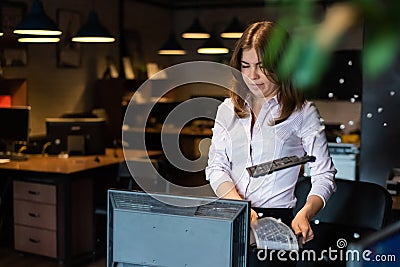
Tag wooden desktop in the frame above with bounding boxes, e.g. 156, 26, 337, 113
0, 148, 161, 265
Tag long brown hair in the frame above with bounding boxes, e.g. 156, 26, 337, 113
229, 21, 305, 121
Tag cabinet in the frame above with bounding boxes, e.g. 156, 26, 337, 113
13, 181, 57, 258
0, 150, 122, 264
93, 78, 144, 146
0, 79, 28, 106
10, 172, 97, 264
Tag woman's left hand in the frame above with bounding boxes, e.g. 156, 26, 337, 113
291, 195, 323, 245
291, 211, 314, 245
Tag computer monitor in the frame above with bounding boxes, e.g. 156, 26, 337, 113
0, 106, 30, 153
107, 189, 250, 267
347, 220, 400, 267
45, 117, 106, 156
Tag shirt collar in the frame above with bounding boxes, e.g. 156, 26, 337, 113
244, 94, 279, 107
268, 95, 279, 105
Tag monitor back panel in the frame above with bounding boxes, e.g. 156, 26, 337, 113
107, 189, 249, 267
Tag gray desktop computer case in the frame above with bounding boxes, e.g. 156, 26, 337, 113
107, 189, 250, 267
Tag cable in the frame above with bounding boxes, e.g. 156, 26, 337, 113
17, 145, 27, 153
41, 141, 52, 156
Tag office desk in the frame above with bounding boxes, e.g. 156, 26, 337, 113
125, 126, 212, 159
0, 148, 161, 265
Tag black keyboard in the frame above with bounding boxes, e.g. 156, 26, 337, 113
0, 152, 28, 161
246, 155, 316, 177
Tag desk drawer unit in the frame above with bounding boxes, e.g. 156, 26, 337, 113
14, 224, 57, 258
13, 180, 57, 258
14, 200, 57, 230
13, 181, 56, 204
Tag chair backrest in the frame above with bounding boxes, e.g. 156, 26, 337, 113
120, 158, 170, 193
119, 158, 159, 178
294, 177, 393, 231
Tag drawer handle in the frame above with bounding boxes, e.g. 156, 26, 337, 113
28, 190, 40, 196
28, 238, 41, 244
28, 212, 40, 218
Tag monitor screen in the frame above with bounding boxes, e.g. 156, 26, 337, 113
46, 117, 106, 156
0, 106, 30, 151
347, 220, 400, 267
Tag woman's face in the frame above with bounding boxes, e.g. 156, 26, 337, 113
241, 47, 277, 100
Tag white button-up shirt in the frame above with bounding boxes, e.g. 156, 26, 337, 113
206, 97, 336, 208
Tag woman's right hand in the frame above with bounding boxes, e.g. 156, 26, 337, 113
215, 182, 259, 224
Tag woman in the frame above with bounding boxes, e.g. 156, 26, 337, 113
205, 21, 337, 266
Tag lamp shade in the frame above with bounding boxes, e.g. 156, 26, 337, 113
71, 11, 115, 43
18, 35, 60, 43
197, 34, 229, 54
158, 32, 186, 55
13, 0, 62, 36
181, 18, 210, 39
220, 17, 244, 39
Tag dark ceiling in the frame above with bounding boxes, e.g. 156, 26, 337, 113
128, 0, 334, 9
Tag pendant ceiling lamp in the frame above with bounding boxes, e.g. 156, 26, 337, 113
72, 11, 115, 43
197, 33, 229, 54
220, 17, 244, 39
18, 36, 60, 43
182, 18, 210, 39
158, 32, 186, 55
13, 0, 62, 36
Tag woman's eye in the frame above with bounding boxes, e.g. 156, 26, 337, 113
241, 65, 249, 69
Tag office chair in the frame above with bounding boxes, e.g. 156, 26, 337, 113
95, 159, 159, 217
294, 177, 393, 267
119, 157, 170, 193
93, 157, 166, 257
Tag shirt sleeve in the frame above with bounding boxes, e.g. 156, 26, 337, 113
300, 102, 337, 207
205, 102, 234, 194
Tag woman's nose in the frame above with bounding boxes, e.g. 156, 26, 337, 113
248, 67, 260, 79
